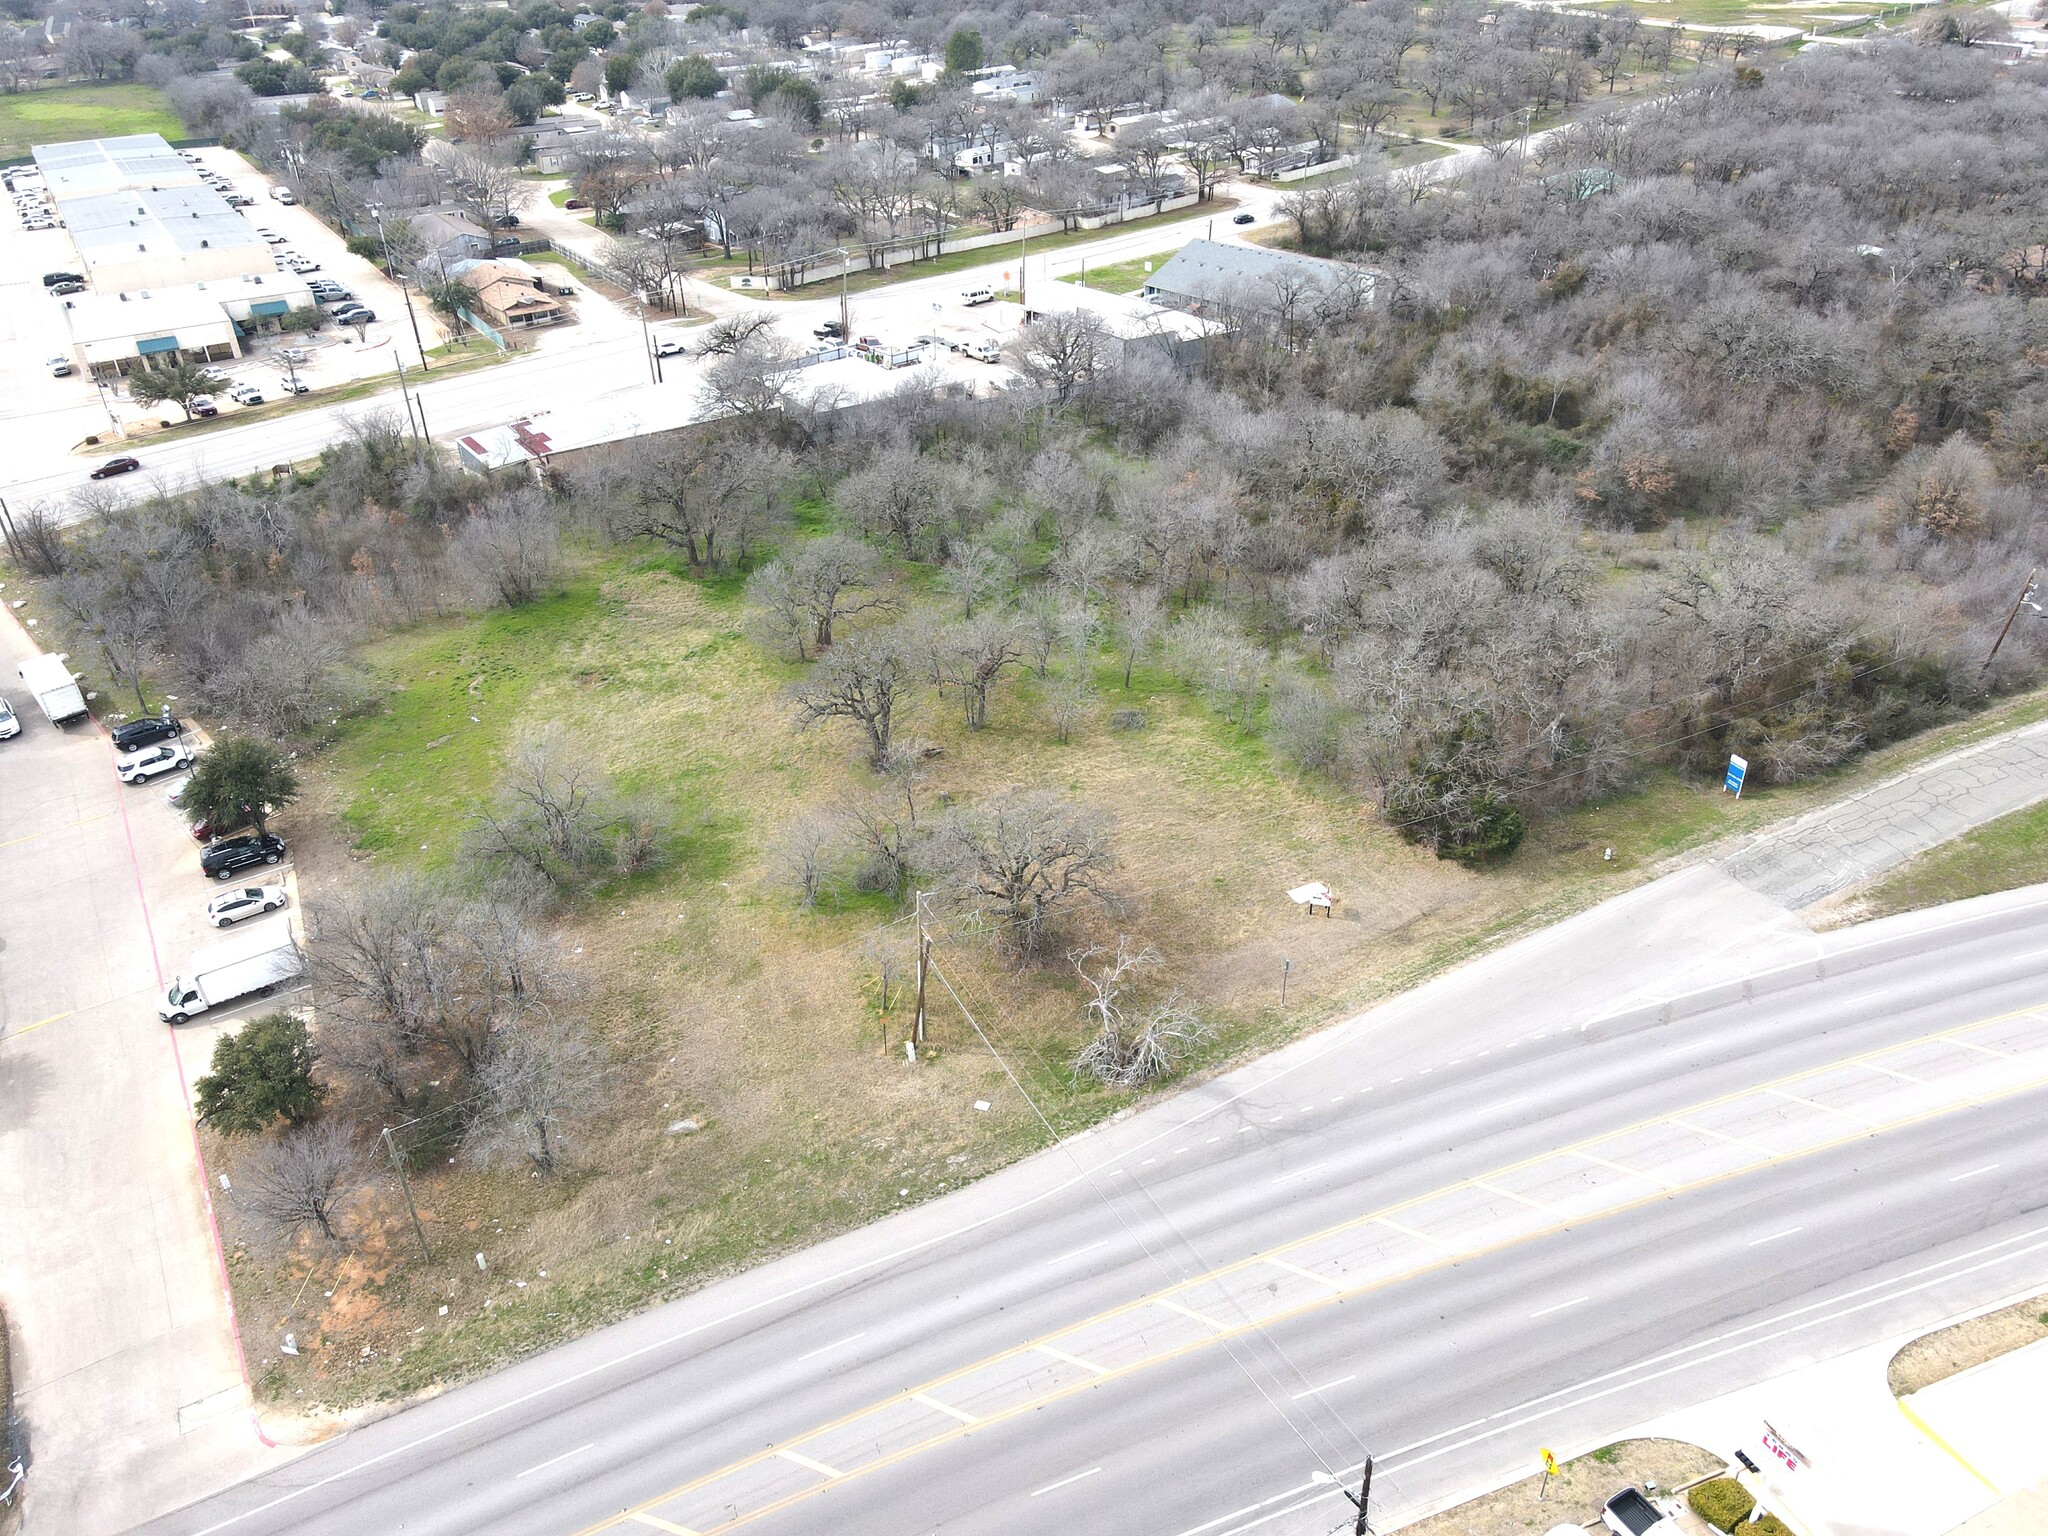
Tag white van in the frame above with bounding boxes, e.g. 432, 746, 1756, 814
269, 185, 296, 204
960, 286, 994, 306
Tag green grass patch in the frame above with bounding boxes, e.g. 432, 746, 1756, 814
1058, 250, 1178, 295
0, 83, 181, 161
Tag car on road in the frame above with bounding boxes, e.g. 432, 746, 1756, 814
229, 383, 265, 405
89, 455, 140, 479
277, 346, 309, 362
961, 286, 995, 306
116, 740, 195, 783
1233, 211, 1256, 224
110, 715, 184, 753
201, 832, 286, 879
654, 336, 686, 356
0, 695, 19, 740
205, 883, 288, 927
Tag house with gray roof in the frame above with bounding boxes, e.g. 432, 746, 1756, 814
1140, 239, 1372, 322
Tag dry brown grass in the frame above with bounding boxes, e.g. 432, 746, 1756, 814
1392, 1439, 1723, 1536
1888, 1293, 2048, 1397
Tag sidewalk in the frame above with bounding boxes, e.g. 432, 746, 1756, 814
1722, 722, 2048, 910
1635, 1301, 2048, 1536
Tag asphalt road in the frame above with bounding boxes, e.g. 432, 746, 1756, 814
134, 885, 2048, 1536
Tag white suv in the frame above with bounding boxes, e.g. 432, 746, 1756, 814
115, 740, 195, 783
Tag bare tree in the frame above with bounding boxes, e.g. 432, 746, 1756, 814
234, 1120, 366, 1248
467, 725, 665, 895
921, 789, 1117, 957
938, 539, 1016, 618
770, 810, 841, 906
745, 535, 891, 660
1114, 585, 1164, 688
1070, 935, 1210, 1088
924, 614, 1024, 729
466, 1011, 612, 1175
1006, 310, 1110, 405
791, 628, 912, 769
450, 487, 561, 607
695, 312, 780, 357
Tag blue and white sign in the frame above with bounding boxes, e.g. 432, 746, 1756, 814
1724, 754, 1748, 797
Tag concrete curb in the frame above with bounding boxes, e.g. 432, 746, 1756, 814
1586, 888, 2048, 1039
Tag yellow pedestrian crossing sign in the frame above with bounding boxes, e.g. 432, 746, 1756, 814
1541, 1448, 1558, 1475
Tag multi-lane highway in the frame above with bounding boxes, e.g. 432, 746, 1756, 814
135, 874, 2048, 1536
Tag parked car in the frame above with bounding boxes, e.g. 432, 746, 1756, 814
0, 695, 19, 740
229, 383, 265, 405
201, 832, 287, 880
116, 740, 195, 783
961, 286, 995, 306
49, 279, 84, 295
278, 377, 310, 394
333, 305, 377, 324
205, 883, 288, 927
1602, 1488, 1672, 1536
89, 455, 141, 479
256, 229, 286, 244
189, 395, 219, 418
278, 346, 309, 362
225, 193, 254, 207
1233, 211, 1256, 225
563, 197, 588, 209
46, 356, 71, 377
110, 715, 184, 753
312, 289, 354, 305
814, 319, 844, 338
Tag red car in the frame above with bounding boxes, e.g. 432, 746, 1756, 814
89, 455, 140, 479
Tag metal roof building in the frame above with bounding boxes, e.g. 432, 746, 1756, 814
57, 271, 315, 378
1140, 238, 1371, 319
31, 133, 201, 199
62, 185, 274, 292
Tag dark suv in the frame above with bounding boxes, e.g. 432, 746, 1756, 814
110, 716, 183, 753
200, 832, 286, 879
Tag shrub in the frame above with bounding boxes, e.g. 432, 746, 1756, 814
1750, 1517, 1792, 1536
1688, 1478, 1755, 1533
195, 1013, 322, 1135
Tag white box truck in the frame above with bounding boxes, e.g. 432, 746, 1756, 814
17, 653, 87, 726
160, 923, 304, 1023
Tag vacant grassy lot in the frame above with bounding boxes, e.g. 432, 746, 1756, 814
0, 84, 181, 161
224, 541, 2048, 1413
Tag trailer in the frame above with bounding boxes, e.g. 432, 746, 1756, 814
160, 922, 304, 1024
17, 653, 87, 726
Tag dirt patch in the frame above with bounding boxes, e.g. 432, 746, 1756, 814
1392, 1439, 1723, 1536
1888, 1293, 2048, 1396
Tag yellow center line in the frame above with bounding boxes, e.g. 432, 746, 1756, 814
572, 1002, 2048, 1536
0, 807, 115, 850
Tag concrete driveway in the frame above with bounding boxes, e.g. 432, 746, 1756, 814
0, 610, 283, 1534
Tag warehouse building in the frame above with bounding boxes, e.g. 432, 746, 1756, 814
63, 184, 273, 292
31, 133, 201, 200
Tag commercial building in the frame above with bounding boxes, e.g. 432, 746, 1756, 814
56, 271, 315, 379
1140, 239, 1371, 319
31, 133, 200, 200
62, 184, 273, 293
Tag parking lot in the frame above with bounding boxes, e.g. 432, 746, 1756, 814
0, 611, 288, 1531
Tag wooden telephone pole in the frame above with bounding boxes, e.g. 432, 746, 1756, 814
911, 892, 931, 1057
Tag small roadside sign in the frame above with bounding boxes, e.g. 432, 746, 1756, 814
1540, 1448, 1558, 1475
1724, 754, 1748, 797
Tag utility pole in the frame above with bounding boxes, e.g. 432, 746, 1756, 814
912, 890, 931, 1052
383, 1127, 431, 1263
839, 262, 850, 344
638, 296, 658, 384
393, 357, 421, 441
1981, 567, 2039, 674
1345, 1457, 1373, 1536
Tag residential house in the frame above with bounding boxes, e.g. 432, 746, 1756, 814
410, 208, 492, 270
